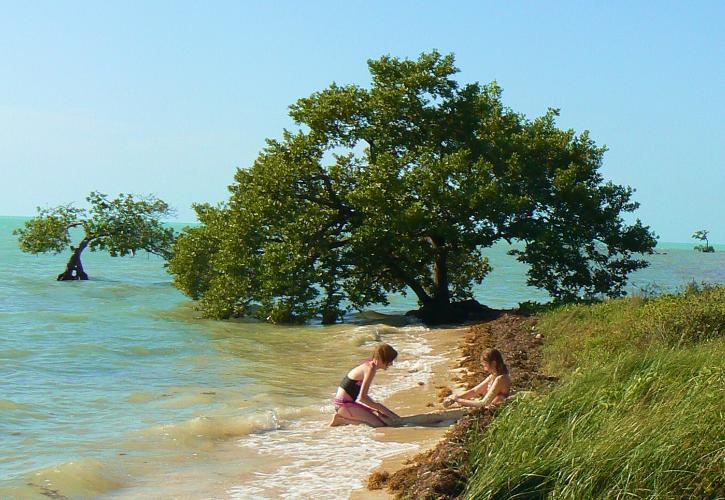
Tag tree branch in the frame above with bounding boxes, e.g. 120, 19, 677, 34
309, 172, 356, 216
64, 221, 86, 231
384, 256, 431, 304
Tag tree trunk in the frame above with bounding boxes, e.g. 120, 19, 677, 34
321, 308, 338, 325
57, 239, 90, 281
321, 264, 340, 325
431, 248, 450, 306
413, 241, 452, 320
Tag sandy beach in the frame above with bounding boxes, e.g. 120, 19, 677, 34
349, 326, 470, 499
351, 311, 553, 499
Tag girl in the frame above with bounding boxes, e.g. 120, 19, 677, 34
329, 343, 401, 427
446, 348, 511, 408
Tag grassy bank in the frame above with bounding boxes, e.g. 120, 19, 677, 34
465, 285, 724, 499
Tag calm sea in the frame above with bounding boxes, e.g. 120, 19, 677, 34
1, 215, 723, 498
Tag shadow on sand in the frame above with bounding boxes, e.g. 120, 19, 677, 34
394, 409, 469, 427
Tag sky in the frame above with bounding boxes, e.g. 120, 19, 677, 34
1, 1, 723, 243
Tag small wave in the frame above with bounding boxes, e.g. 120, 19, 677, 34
0, 310, 90, 323
346, 323, 421, 346
140, 412, 282, 448
126, 392, 156, 404
352, 310, 418, 327
59, 340, 179, 360
158, 393, 218, 409
49, 312, 90, 322
125, 346, 178, 357
230, 421, 418, 499
0, 399, 34, 411
62, 344, 118, 357
0, 348, 33, 360
347, 328, 382, 347
21, 459, 125, 499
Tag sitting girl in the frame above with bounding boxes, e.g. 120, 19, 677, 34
329, 343, 402, 427
445, 348, 511, 408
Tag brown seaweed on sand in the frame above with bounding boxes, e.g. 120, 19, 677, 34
369, 312, 554, 499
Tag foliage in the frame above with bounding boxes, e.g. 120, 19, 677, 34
169, 51, 656, 322
14, 204, 86, 254
516, 299, 572, 316
694, 245, 715, 253
14, 192, 175, 267
693, 229, 715, 252
536, 283, 725, 373
465, 286, 725, 499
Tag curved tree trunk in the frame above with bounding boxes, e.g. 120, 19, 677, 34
432, 248, 450, 306
321, 260, 340, 325
386, 246, 494, 324
409, 245, 496, 324
57, 239, 90, 281
417, 250, 456, 324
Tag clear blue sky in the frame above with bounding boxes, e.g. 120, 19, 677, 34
1, 1, 723, 243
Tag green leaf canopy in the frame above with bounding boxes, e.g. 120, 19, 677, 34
169, 51, 657, 323
15, 192, 175, 265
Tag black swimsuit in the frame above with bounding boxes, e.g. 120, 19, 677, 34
339, 375, 362, 401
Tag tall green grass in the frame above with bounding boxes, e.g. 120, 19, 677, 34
465, 285, 725, 499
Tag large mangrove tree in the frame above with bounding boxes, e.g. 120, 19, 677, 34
169, 51, 656, 324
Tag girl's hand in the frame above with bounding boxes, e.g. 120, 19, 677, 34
385, 415, 403, 426
372, 409, 385, 419
376, 412, 400, 426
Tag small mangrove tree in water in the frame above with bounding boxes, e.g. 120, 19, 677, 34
15, 192, 175, 280
692, 229, 715, 252
169, 51, 656, 324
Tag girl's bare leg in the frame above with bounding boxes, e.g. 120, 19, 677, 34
336, 405, 387, 427
329, 412, 357, 427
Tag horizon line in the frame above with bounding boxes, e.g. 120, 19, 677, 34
2, 215, 722, 247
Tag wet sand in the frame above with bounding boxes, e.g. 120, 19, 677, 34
350, 326, 469, 499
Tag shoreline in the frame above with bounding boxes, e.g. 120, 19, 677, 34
0, 320, 467, 500
359, 312, 552, 498
350, 325, 470, 500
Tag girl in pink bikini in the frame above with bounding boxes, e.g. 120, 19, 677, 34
329, 343, 401, 427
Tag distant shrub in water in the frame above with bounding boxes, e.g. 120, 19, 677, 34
692, 229, 715, 252
694, 244, 715, 252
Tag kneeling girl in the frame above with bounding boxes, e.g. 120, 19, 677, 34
330, 343, 401, 427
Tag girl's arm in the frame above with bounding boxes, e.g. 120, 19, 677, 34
444, 375, 492, 405
466, 375, 493, 398
455, 376, 507, 408
357, 364, 400, 420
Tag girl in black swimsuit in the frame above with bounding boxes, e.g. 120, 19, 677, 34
329, 343, 401, 427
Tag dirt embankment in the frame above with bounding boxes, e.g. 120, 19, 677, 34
367, 312, 555, 499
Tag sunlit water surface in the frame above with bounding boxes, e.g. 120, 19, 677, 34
1, 216, 723, 498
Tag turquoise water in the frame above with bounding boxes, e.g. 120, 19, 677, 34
1, 215, 724, 497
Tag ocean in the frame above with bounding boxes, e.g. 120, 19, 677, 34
1, 215, 723, 498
